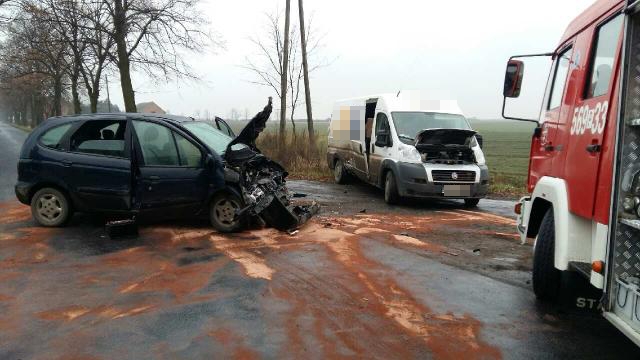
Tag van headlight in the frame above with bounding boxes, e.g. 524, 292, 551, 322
474, 148, 486, 165
400, 145, 422, 163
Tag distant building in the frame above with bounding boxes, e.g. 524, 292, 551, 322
137, 101, 166, 114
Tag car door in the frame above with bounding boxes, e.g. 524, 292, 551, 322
131, 120, 208, 218
215, 117, 235, 137
369, 112, 392, 185
65, 118, 132, 212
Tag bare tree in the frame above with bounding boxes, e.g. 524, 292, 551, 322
229, 108, 240, 121
4, 2, 69, 116
0, 4, 68, 124
244, 10, 325, 142
80, 0, 114, 113
45, 0, 88, 114
280, 0, 291, 149
101, 0, 214, 112
298, 0, 315, 147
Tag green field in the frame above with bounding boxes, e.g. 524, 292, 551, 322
470, 120, 536, 196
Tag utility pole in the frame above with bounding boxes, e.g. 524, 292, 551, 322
279, 0, 291, 150
106, 74, 112, 112
298, 0, 315, 148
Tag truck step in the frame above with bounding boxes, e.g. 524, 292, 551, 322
569, 261, 591, 279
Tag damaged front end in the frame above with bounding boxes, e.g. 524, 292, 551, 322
224, 97, 319, 232
414, 129, 479, 165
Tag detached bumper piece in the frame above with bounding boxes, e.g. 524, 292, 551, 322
260, 197, 320, 232
105, 218, 138, 238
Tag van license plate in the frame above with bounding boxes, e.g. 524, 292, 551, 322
443, 185, 471, 197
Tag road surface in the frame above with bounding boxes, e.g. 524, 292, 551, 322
0, 121, 638, 359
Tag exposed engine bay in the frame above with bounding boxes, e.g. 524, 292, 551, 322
414, 128, 479, 165
224, 97, 319, 232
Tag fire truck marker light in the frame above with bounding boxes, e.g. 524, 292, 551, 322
592, 261, 604, 274
514, 203, 522, 215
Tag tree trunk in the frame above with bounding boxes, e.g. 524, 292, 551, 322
90, 90, 100, 113
71, 66, 81, 114
53, 76, 63, 116
298, 0, 315, 149
279, 0, 291, 150
114, 0, 137, 112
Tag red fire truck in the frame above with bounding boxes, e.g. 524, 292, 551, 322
503, 0, 640, 345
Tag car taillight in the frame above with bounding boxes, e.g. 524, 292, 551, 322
514, 203, 522, 215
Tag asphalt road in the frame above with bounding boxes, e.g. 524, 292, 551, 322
0, 121, 26, 201
1, 120, 639, 359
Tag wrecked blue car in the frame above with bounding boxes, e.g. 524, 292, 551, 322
15, 98, 318, 233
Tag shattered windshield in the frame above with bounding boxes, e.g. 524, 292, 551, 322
391, 112, 471, 141
183, 121, 233, 154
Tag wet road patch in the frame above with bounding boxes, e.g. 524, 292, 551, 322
1, 200, 638, 358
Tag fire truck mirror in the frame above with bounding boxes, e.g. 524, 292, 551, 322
503, 60, 524, 98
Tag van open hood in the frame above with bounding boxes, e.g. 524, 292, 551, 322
226, 97, 273, 153
414, 128, 477, 147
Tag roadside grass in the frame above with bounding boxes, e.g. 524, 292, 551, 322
470, 120, 535, 198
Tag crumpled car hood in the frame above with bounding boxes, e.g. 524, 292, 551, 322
226, 97, 273, 153
414, 128, 477, 147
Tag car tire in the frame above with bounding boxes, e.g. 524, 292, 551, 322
464, 198, 480, 208
31, 187, 72, 227
334, 159, 350, 184
384, 171, 400, 205
210, 192, 245, 233
532, 208, 561, 302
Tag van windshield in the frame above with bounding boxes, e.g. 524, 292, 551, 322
183, 121, 233, 154
391, 112, 471, 142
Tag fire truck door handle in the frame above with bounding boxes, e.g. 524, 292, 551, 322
586, 144, 602, 153
544, 144, 554, 151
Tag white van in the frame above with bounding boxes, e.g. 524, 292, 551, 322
326, 93, 489, 206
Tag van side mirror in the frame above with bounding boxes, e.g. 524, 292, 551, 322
503, 60, 524, 98
475, 134, 484, 149
375, 131, 392, 147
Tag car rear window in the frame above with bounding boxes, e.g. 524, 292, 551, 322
70, 120, 127, 158
40, 123, 73, 150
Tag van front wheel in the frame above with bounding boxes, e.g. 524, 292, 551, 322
384, 171, 400, 205
464, 198, 480, 208
334, 159, 350, 184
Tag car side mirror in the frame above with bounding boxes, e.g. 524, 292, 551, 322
503, 60, 524, 98
375, 131, 392, 147
475, 134, 484, 149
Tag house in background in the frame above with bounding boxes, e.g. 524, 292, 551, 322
137, 101, 166, 114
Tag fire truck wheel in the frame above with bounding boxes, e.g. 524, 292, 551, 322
532, 208, 561, 302
334, 159, 350, 184
384, 171, 400, 205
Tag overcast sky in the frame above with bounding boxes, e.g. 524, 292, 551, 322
110, 0, 597, 120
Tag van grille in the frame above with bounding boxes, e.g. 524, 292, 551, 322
432, 170, 475, 183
